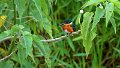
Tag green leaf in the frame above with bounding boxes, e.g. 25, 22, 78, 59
32, 0, 52, 38
90, 29, 97, 41
22, 31, 35, 62
11, 25, 24, 33
81, 12, 95, 56
22, 31, 33, 58
110, 17, 116, 34
33, 35, 46, 55
11, 53, 20, 63
84, 28, 96, 57
33, 35, 51, 68
0, 60, 14, 68
82, 0, 104, 9
91, 7, 105, 31
32, 0, 44, 32
43, 18, 52, 38
18, 44, 26, 67
0, 25, 24, 45
40, 0, 49, 16
4, 60, 14, 68
110, 0, 120, 9
31, 9, 44, 31
82, 34, 92, 57
0, 30, 12, 41
0, 25, 24, 44
81, 12, 94, 40
105, 2, 114, 27
32, 0, 43, 18
23, 61, 35, 68
15, 0, 26, 18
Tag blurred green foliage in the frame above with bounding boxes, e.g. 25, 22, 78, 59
0, 0, 120, 68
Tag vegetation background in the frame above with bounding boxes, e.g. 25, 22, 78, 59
0, 0, 120, 68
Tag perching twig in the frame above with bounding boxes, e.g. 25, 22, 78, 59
41, 30, 81, 42
0, 30, 81, 43
0, 49, 17, 62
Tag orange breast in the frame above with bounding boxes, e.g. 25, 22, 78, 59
62, 24, 73, 33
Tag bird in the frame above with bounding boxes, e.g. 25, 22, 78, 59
61, 19, 75, 33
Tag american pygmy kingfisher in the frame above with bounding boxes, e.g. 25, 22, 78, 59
61, 19, 75, 33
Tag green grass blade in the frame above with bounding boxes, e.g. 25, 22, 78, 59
74, 53, 86, 57
55, 57, 72, 68
113, 47, 120, 54
66, 37, 75, 52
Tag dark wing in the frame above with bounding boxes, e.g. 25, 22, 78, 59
72, 24, 76, 31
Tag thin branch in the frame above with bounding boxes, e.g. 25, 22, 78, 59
41, 30, 81, 42
0, 49, 17, 62
0, 30, 81, 43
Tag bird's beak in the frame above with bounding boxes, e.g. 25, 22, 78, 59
70, 22, 72, 25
